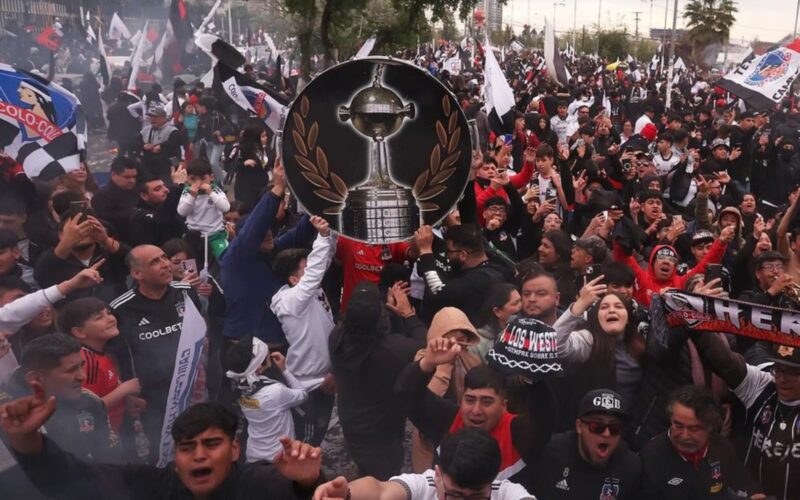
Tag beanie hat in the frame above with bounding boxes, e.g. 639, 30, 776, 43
654, 246, 679, 261
487, 316, 565, 380
641, 123, 658, 142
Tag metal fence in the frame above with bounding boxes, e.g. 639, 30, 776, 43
0, 0, 75, 29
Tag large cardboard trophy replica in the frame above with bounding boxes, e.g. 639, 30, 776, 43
281, 57, 472, 244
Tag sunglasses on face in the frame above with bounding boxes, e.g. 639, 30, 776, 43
580, 419, 623, 436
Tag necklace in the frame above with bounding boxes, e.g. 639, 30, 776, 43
775, 403, 799, 431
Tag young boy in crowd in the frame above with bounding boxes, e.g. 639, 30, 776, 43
224, 335, 308, 462
177, 159, 231, 260
58, 297, 141, 432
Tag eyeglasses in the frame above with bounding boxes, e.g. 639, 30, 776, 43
771, 365, 800, 381
760, 263, 785, 271
439, 476, 491, 500
580, 419, 623, 436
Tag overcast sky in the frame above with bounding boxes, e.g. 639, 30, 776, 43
502, 0, 797, 45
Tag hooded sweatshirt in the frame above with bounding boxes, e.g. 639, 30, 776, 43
411, 308, 482, 472
614, 241, 727, 305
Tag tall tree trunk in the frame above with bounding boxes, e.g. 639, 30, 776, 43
320, 0, 337, 68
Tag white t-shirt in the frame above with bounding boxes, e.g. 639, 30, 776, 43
634, 114, 653, 134
390, 470, 536, 500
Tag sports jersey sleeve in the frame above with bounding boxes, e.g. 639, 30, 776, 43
265, 371, 309, 411
495, 479, 537, 500
733, 364, 774, 410
389, 471, 434, 500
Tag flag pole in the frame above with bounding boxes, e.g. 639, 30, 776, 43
665, 0, 678, 109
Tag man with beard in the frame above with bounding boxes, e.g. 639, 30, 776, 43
738, 251, 796, 309
530, 389, 641, 499
415, 224, 511, 325
640, 386, 765, 500
220, 162, 315, 346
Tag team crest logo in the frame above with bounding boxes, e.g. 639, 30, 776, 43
0, 72, 73, 142
175, 301, 186, 318
77, 411, 95, 433
599, 478, 620, 500
777, 345, 795, 358
710, 461, 721, 480
761, 405, 773, 425
745, 50, 791, 87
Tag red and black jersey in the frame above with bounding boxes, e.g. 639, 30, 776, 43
81, 346, 123, 431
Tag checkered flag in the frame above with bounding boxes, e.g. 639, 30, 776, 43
0, 64, 85, 180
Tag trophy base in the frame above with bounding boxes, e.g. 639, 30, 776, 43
342, 187, 420, 243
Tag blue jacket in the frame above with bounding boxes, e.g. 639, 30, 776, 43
221, 192, 314, 343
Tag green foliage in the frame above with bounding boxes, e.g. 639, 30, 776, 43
683, 0, 738, 47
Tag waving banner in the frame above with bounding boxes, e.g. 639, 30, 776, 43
717, 38, 800, 110
0, 65, 84, 180
216, 63, 287, 133
663, 290, 800, 348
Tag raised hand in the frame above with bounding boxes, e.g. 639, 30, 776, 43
694, 277, 725, 298
310, 216, 331, 237
171, 162, 188, 185
419, 337, 462, 373
60, 258, 105, 295
270, 352, 287, 372
385, 281, 414, 318
272, 160, 286, 195
0, 381, 55, 454
414, 225, 435, 254
571, 275, 607, 316
719, 225, 736, 244
273, 437, 322, 488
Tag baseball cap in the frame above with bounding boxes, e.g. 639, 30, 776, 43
691, 229, 715, 246
146, 105, 167, 117
771, 344, 800, 369
710, 137, 729, 150
578, 389, 628, 419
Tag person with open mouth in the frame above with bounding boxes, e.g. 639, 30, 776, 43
528, 389, 641, 499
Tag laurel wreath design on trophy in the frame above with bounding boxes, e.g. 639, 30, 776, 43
413, 95, 462, 212
292, 95, 349, 215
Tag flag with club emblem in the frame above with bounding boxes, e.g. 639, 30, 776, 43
216, 63, 288, 133
0, 65, 84, 180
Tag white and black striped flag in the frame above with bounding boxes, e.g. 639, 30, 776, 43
0, 64, 84, 180
717, 38, 800, 110
544, 18, 570, 87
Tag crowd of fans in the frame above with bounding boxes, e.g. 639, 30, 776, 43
0, 35, 799, 500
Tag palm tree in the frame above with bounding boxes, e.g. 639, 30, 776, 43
683, 0, 738, 60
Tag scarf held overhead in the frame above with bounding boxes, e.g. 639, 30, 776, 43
662, 290, 800, 348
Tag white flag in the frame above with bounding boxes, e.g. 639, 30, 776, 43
157, 296, 207, 467
354, 37, 376, 59
128, 21, 149, 91
155, 22, 175, 64
108, 12, 131, 40
483, 37, 515, 120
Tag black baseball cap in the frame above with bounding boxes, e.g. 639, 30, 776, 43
578, 389, 628, 419
771, 344, 800, 369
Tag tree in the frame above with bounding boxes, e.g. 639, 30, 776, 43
683, 0, 738, 61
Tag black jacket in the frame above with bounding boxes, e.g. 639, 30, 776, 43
92, 182, 140, 244
329, 314, 426, 447
12, 437, 314, 500
129, 186, 186, 247
416, 254, 513, 325
639, 433, 760, 500
530, 430, 641, 499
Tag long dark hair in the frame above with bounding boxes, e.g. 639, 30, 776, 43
585, 292, 645, 377
240, 124, 268, 152
477, 283, 518, 330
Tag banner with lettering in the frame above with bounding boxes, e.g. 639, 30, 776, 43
0, 64, 84, 180
157, 295, 206, 467
717, 38, 800, 110
662, 290, 800, 348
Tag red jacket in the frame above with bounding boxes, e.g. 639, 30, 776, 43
474, 159, 535, 224
613, 240, 728, 305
